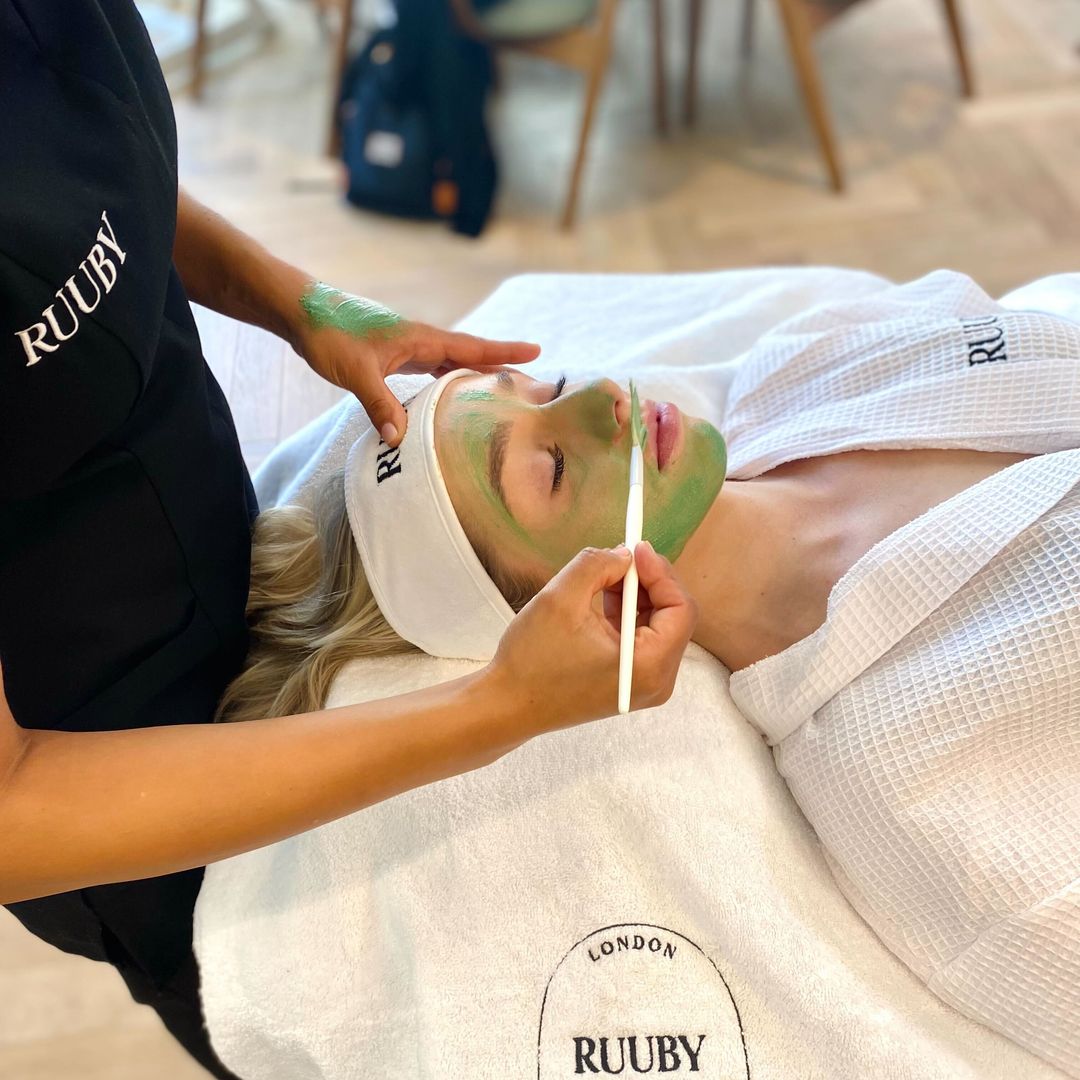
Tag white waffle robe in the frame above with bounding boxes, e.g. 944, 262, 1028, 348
726, 270, 1080, 1075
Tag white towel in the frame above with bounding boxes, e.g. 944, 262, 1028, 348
195, 646, 1067, 1080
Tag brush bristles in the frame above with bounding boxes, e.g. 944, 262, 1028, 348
629, 380, 647, 449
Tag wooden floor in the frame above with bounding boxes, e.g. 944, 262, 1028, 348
3, 0, 1078, 1074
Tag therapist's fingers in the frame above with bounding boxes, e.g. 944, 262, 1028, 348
490, 544, 695, 733
633, 542, 689, 616
601, 559, 657, 631
602, 585, 621, 629
627, 541, 697, 708
349, 364, 411, 448
398, 324, 541, 370
601, 542, 681, 626
489, 546, 631, 733
554, 544, 634, 609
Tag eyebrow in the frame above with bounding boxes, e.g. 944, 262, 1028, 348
488, 420, 514, 520
488, 371, 518, 516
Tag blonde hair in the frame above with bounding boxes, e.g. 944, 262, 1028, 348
216, 469, 541, 724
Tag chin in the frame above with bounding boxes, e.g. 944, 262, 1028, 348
686, 419, 727, 477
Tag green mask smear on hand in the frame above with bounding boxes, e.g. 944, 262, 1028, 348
299, 282, 403, 339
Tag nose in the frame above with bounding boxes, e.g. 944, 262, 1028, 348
549, 378, 626, 443
586, 378, 628, 436
606, 380, 631, 433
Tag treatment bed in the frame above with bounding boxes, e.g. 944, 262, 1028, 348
193, 267, 1080, 1079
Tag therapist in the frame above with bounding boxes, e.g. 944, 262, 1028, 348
0, 3, 696, 1078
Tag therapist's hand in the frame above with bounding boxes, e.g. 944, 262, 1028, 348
293, 287, 540, 447
488, 543, 697, 736
172, 195, 538, 440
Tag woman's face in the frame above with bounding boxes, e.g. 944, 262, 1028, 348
434, 370, 727, 581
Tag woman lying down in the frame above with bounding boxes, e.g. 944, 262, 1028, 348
217, 271, 1080, 1076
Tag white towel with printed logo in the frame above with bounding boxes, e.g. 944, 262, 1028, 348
195, 268, 1080, 1079
196, 646, 1071, 1080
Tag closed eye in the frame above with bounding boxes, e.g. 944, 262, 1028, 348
548, 376, 567, 491
551, 445, 565, 492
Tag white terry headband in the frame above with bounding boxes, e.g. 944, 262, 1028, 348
344, 369, 516, 660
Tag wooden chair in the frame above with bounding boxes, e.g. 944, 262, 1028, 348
326, 0, 357, 158
683, 0, 975, 192
447, 0, 669, 229
189, 0, 274, 101
192, 0, 209, 99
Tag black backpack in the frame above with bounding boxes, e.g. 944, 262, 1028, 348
337, 1, 498, 237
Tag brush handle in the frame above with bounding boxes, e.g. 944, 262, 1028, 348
618, 452, 644, 714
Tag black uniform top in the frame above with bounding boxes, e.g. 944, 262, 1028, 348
1, 0, 256, 988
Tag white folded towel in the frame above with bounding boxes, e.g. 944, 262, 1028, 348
195, 646, 1066, 1079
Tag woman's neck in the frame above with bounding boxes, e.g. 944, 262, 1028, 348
674, 469, 849, 672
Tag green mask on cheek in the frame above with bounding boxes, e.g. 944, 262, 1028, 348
643, 422, 727, 561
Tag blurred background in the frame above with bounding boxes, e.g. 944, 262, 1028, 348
2, 0, 1078, 1074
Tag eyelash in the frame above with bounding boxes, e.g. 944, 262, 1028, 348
551, 445, 565, 492
547, 373, 568, 492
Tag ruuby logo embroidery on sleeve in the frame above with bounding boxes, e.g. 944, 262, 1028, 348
15, 211, 127, 367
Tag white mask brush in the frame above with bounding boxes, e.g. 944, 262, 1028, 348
618, 382, 647, 714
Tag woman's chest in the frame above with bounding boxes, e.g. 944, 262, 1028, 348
811, 448, 1037, 568
759, 447, 1037, 659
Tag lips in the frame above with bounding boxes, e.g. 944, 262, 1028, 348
639, 398, 683, 470
656, 402, 683, 470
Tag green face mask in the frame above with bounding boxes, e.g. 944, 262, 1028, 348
435, 372, 727, 576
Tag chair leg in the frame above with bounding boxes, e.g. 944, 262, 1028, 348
192, 0, 209, 100
651, 0, 668, 136
740, 0, 755, 58
773, 0, 844, 192
326, 0, 355, 157
683, 0, 703, 126
938, 0, 974, 98
560, 0, 619, 229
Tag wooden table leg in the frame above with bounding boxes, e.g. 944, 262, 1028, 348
192, 0, 209, 100
651, 0, 668, 135
683, 0, 703, 126
773, 0, 844, 191
939, 0, 974, 98
326, 0, 354, 157
561, 0, 619, 228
